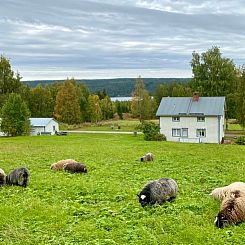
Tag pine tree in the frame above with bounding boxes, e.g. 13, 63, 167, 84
1, 93, 30, 136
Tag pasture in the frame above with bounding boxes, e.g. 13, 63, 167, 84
0, 134, 245, 244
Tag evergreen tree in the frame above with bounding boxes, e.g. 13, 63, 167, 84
1, 93, 30, 136
54, 79, 81, 124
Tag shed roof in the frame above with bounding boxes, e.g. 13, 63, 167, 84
156, 97, 225, 116
30, 118, 57, 127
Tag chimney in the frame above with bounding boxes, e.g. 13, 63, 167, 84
192, 92, 199, 102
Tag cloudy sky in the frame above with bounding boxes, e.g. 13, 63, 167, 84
1, 0, 245, 80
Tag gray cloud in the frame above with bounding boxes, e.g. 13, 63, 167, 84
1, 0, 245, 80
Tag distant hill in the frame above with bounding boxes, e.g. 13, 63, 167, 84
22, 78, 190, 97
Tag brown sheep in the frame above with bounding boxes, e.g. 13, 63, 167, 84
50, 159, 77, 171
140, 152, 153, 162
63, 162, 87, 174
215, 190, 245, 228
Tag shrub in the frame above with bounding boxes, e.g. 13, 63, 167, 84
236, 136, 245, 145
137, 121, 166, 141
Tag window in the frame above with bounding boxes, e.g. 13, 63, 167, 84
172, 128, 181, 137
197, 116, 205, 122
196, 129, 206, 137
182, 128, 188, 137
172, 117, 180, 122
53, 126, 56, 131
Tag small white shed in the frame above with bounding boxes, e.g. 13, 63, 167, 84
30, 118, 59, 136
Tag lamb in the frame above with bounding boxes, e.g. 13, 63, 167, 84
210, 182, 245, 201
138, 178, 178, 207
50, 159, 77, 171
0, 168, 6, 186
140, 152, 153, 162
63, 162, 87, 174
215, 190, 245, 228
6, 167, 29, 187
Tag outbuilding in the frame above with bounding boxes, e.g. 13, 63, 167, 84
30, 118, 59, 136
156, 93, 226, 143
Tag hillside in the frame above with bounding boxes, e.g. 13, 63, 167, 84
22, 78, 190, 96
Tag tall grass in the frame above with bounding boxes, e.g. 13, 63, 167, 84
0, 134, 245, 244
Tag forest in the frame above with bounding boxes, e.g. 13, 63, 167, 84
0, 46, 245, 136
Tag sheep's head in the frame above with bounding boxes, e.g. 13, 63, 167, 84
140, 156, 145, 162
215, 196, 238, 228
215, 212, 230, 228
138, 193, 150, 207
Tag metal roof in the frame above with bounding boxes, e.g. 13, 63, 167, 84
30, 118, 56, 127
156, 97, 225, 116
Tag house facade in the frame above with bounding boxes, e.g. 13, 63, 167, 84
30, 118, 59, 136
156, 94, 225, 144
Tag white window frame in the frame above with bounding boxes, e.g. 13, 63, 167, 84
182, 128, 188, 138
196, 129, 206, 137
172, 128, 181, 137
197, 116, 205, 122
172, 117, 180, 122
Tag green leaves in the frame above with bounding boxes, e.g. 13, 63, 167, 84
1, 93, 30, 136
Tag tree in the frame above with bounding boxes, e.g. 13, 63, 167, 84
29, 84, 54, 117
100, 96, 113, 120
236, 66, 245, 128
131, 76, 155, 120
0, 55, 22, 107
54, 79, 81, 124
1, 93, 30, 136
190, 46, 238, 96
87, 95, 102, 123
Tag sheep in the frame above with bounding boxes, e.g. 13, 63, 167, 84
50, 159, 77, 171
0, 168, 6, 186
140, 152, 153, 162
63, 162, 87, 174
215, 190, 245, 228
210, 182, 245, 201
6, 167, 29, 187
138, 178, 178, 207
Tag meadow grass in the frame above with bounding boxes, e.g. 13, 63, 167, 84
0, 134, 245, 244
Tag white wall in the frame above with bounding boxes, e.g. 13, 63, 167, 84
159, 116, 224, 144
30, 120, 59, 136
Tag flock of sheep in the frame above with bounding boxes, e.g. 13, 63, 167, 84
1, 152, 244, 229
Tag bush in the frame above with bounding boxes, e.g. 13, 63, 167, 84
137, 121, 166, 141
236, 136, 245, 145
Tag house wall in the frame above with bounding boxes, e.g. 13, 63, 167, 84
159, 116, 224, 144
46, 120, 59, 135
30, 120, 59, 136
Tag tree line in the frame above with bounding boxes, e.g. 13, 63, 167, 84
0, 46, 245, 136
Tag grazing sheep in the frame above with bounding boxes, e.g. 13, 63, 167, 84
215, 190, 245, 228
138, 178, 178, 207
0, 168, 6, 186
6, 167, 29, 187
210, 182, 245, 201
140, 152, 153, 162
50, 159, 77, 171
63, 162, 87, 174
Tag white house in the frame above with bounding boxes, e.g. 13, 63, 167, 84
156, 94, 226, 144
30, 118, 59, 136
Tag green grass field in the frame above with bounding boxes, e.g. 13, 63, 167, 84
0, 134, 245, 244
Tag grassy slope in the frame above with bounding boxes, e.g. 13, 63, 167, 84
0, 134, 245, 244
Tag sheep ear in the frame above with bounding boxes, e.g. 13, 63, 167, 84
137, 193, 140, 197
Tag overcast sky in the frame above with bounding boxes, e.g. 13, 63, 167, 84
1, 0, 245, 80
